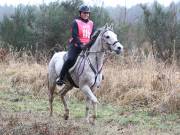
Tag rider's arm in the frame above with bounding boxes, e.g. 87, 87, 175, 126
71, 20, 82, 48
90, 23, 96, 39
92, 24, 96, 34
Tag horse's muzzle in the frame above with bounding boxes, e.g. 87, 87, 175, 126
115, 46, 122, 54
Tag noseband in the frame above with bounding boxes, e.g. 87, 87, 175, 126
100, 29, 120, 51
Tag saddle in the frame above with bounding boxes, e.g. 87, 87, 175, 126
63, 51, 86, 88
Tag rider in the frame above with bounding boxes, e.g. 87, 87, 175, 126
56, 4, 96, 86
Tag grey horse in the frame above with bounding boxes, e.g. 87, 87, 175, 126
48, 24, 123, 124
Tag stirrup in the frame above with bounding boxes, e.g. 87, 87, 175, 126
56, 78, 65, 86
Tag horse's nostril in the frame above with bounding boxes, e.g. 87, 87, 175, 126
117, 47, 121, 50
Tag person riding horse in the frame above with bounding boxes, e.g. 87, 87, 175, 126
56, 5, 96, 86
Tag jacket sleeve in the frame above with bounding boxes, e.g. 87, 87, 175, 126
92, 23, 96, 34
71, 20, 82, 48
90, 23, 96, 39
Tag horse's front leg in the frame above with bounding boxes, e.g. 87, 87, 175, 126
91, 101, 97, 125
85, 97, 91, 123
81, 85, 98, 125
59, 83, 73, 120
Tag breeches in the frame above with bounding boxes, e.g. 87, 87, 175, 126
66, 44, 81, 67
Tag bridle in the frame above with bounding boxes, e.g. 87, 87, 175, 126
78, 28, 120, 88
100, 29, 120, 52
84, 29, 120, 54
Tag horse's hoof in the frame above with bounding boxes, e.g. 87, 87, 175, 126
89, 115, 96, 125
86, 117, 95, 125
49, 113, 53, 117
89, 120, 95, 125
64, 114, 69, 120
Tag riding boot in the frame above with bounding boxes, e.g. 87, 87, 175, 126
56, 59, 72, 86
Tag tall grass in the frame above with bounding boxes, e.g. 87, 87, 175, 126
0, 49, 179, 114
96, 49, 180, 113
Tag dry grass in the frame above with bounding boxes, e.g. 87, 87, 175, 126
96, 50, 180, 114
0, 51, 48, 97
0, 50, 180, 134
0, 50, 179, 114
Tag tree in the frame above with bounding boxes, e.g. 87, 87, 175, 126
0, 0, 112, 54
141, 2, 177, 61
91, 6, 112, 27
0, 5, 37, 52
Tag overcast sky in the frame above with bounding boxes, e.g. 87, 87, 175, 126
0, 0, 179, 8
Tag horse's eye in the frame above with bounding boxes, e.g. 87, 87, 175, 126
106, 36, 110, 39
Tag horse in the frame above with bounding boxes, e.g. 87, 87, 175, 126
48, 24, 123, 124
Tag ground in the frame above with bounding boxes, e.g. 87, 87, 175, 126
0, 89, 179, 135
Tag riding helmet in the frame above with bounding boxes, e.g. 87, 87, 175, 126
79, 5, 91, 13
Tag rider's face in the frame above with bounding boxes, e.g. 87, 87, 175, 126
80, 12, 90, 20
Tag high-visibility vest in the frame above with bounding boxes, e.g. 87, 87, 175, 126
75, 19, 93, 44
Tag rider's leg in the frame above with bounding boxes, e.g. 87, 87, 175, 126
57, 59, 73, 85
56, 44, 81, 86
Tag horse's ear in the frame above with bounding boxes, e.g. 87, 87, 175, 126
104, 23, 108, 29
109, 23, 114, 31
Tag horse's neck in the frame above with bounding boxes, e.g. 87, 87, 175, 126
88, 36, 105, 69
89, 36, 102, 52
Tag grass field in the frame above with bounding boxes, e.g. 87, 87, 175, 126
0, 89, 179, 135
0, 51, 179, 134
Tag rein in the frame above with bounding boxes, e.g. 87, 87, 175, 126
76, 28, 117, 88
86, 52, 104, 88
77, 29, 106, 88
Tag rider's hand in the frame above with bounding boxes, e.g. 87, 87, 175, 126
80, 44, 87, 50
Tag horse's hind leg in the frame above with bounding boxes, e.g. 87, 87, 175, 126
59, 83, 73, 120
48, 77, 56, 117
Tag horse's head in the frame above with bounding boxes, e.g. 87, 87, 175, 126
100, 24, 123, 54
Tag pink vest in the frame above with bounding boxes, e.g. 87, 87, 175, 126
75, 19, 93, 44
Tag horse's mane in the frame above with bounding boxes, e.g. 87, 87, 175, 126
91, 26, 114, 39
87, 29, 102, 48
91, 28, 101, 38
91, 29, 101, 40
88, 26, 113, 48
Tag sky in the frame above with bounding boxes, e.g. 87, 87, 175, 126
0, 0, 179, 8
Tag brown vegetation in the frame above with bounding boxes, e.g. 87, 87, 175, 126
0, 48, 9, 62
97, 50, 180, 114
1, 50, 179, 114
0, 50, 179, 134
